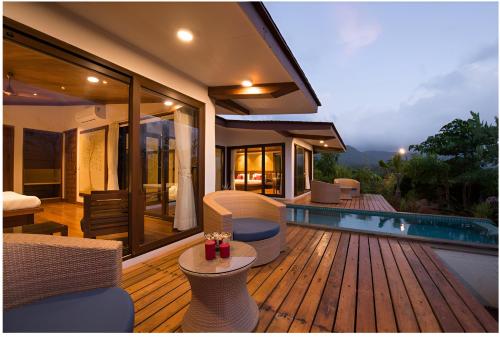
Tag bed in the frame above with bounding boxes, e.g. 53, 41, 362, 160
3, 191, 43, 228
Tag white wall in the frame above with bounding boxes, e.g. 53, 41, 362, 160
4, 2, 216, 196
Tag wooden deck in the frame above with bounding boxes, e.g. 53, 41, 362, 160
287, 193, 397, 212
122, 225, 497, 332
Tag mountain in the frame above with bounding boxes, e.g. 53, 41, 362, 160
337, 145, 396, 168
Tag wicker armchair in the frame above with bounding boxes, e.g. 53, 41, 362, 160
3, 234, 134, 332
311, 180, 341, 204
334, 178, 361, 197
204, 191, 286, 266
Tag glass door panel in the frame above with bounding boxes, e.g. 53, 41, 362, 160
246, 147, 263, 193
230, 148, 246, 191
139, 88, 200, 247
264, 145, 283, 196
295, 146, 305, 196
215, 147, 225, 191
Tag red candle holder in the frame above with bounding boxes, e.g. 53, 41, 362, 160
205, 240, 216, 260
220, 242, 230, 258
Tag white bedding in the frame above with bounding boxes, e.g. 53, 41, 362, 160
234, 179, 262, 186
3, 191, 41, 211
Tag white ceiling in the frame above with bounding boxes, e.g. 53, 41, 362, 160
53, 2, 318, 115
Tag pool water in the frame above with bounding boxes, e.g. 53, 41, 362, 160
287, 205, 498, 245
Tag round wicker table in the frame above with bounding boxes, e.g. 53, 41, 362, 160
178, 241, 259, 332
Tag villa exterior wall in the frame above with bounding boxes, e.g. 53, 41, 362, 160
4, 2, 217, 197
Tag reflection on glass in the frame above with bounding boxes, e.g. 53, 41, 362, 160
138, 88, 199, 246
215, 147, 224, 191
3, 39, 130, 252
246, 147, 263, 193
264, 146, 283, 196
231, 148, 246, 191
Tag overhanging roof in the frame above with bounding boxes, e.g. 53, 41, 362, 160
216, 116, 346, 152
19, 2, 321, 115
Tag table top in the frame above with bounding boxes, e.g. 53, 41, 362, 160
178, 241, 257, 275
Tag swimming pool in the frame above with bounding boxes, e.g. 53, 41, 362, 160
286, 205, 498, 246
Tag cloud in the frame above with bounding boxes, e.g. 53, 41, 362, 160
335, 44, 498, 151
334, 5, 382, 55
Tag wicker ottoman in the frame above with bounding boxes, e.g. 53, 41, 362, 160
178, 242, 258, 332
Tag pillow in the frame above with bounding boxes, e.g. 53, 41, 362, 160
253, 173, 262, 181
236, 174, 244, 180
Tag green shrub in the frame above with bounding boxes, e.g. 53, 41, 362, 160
472, 202, 494, 219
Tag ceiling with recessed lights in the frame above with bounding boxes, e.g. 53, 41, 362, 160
46, 2, 319, 115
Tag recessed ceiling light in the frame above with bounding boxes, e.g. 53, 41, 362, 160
320, 140, 324, 144
61, 86, 66, 90
164, 100, 174, 106
87, 76, 99, 83
177, 29, 193, 42
241, 80, 253, 87
33, 93, 37, 96
102, 80, 108, 84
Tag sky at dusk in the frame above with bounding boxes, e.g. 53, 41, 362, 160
235, 2, 498, 152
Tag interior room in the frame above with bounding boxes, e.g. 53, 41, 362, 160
229, 145, 284, 197
3, 39, 200, 252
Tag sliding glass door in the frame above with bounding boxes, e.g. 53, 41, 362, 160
215, 146, 225, 191
295, 145, 312, 196
4, 21, 205, 258
228, 143, 284, 197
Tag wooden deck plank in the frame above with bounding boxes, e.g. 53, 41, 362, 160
355, 235, 376, 332
267, 232, 333, 332
410, 242, 485, 332
286, 193, 395, 213
420, 244, 498, 332
333, 233, 359, 332
388, 239, 441, 332
123, 225, 493, 333
255, 230, 325, 332
310, 232, 350, 332
379, 238, 419, 332
289, 231, 341, 332
399, 241, 463, 332
369, 236, 398, 332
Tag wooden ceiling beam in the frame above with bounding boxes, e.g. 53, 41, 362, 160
209, 82, 299, 100
214, 99, 250, 115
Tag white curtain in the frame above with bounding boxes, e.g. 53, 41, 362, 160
107, 122, 120, 190
173, 109, 197, 231
304, 151, 311, 190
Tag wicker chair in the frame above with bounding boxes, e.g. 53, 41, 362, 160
203, 191, 286, 266
311, 180, 341, 204
3, 234, 134, 332
334, 178, 361, 197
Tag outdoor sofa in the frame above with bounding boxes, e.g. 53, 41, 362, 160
311, 180, 341, 203
3, 234, 134, 332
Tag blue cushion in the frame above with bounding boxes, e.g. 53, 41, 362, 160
4, 287, 134, 332
232, 218, 280, 242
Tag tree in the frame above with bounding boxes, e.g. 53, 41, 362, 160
379, 153, 405, 200
409, 111, 498, 208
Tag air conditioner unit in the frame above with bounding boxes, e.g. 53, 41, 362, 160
75, 106, 106, 124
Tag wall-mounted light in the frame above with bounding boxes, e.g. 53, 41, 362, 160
33, 93, 37, 96
320, 140, 324, 144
